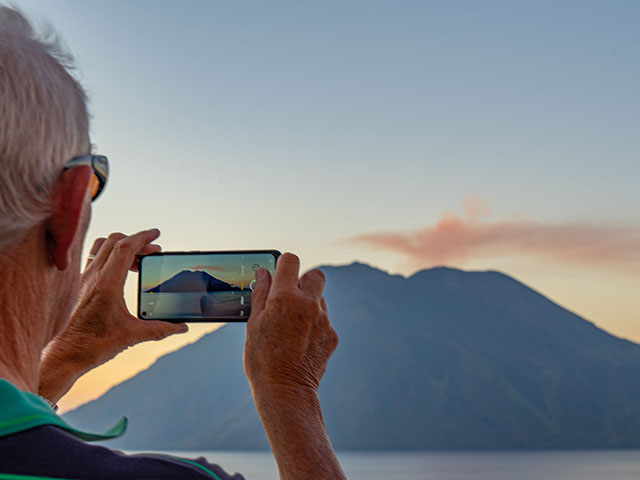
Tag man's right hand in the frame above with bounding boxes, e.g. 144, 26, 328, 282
244, 252, 338, 397
244, 253, 346, 480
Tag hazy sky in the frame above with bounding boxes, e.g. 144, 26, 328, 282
13, 0, 639, 411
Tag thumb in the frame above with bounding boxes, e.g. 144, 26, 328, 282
132, 319, 188, 342
249, 268, 272, 319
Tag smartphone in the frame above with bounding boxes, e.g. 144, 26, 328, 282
137, 250, 280, 322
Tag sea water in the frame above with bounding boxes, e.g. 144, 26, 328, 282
130, 450, 640, 479
140, 291, 250, 319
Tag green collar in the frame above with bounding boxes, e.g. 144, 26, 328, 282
0, 379, 126, 441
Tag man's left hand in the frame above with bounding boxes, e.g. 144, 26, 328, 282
39, 229, 188, 404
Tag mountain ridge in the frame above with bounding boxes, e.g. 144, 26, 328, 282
145, 269, 239, 293
65, 262, 640, 450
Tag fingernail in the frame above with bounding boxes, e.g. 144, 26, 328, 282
256, 268, 265, 282
176, 323, 188, 333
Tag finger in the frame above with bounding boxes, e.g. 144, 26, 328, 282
320, 297, 329, 313
249, 268, 272, 322
138, 243, 162, 255
271, 252, 300, 292
103, 228, 161, 286
89, 237, 107, 255
131, 318, 188, 343
130, 243, 162, 272
85, 237, 106, 269
89, 232, 126, 270
299, 269, 326, 298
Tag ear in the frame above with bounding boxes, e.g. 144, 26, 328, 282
47, 166, 92, 271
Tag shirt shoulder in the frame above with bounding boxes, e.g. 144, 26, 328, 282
0, 425, 245, 480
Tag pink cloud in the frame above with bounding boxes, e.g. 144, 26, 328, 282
191, 265, 225, 272
345, 197, 640, 269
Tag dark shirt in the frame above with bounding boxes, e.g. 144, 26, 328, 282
0, 425, 244, 479
0, 380, 245, 479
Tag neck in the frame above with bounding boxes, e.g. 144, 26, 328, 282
0, 230, 55, 393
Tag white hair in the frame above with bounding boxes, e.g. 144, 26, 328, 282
0, 5, 89, 251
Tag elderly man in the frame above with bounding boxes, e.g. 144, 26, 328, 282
0, 6, 345, 480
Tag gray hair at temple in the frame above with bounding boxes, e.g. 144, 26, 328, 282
0, 5, 89, 251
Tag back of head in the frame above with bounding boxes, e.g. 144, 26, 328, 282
0, 5, 89, 252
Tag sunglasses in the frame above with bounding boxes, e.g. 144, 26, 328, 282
64, 155, 109, 202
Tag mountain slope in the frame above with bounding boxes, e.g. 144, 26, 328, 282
146, 270, 237, 293
65, 263, 640, 450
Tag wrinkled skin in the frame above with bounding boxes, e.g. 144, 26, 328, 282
244, 252, 338, 396
39, 229, 187, 402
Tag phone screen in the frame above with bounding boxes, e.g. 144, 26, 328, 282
138, 251, 279, 322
